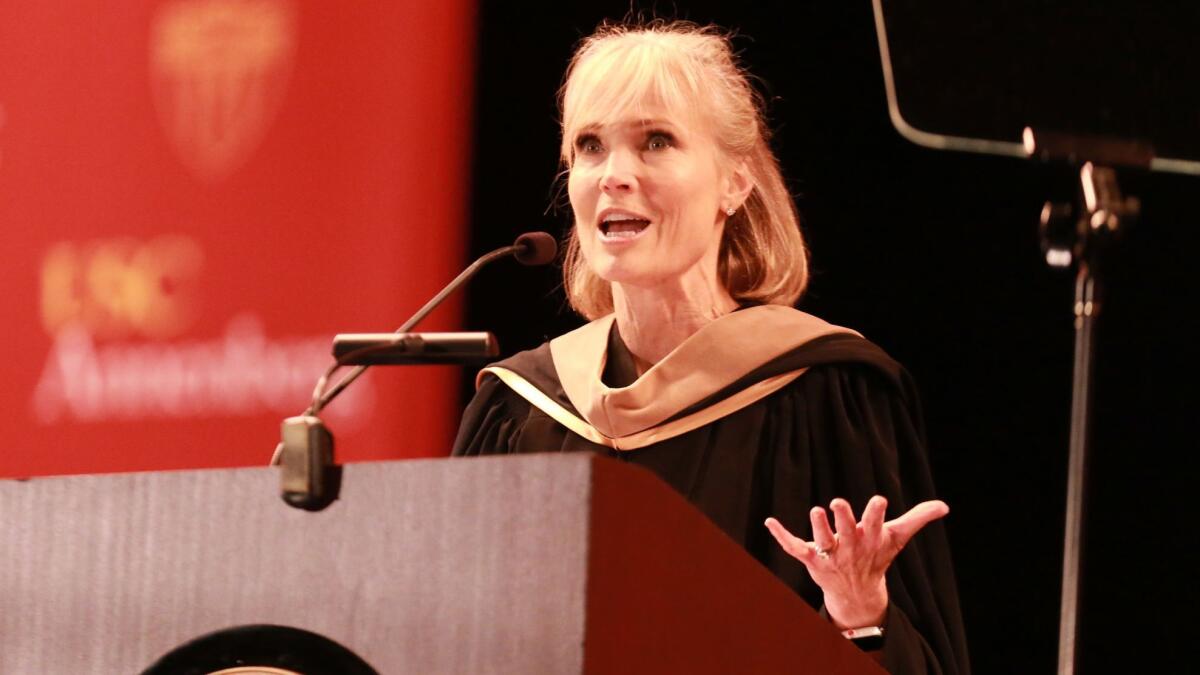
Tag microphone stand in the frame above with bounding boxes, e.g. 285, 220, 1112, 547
275, 233, 556, 512
305, 243, 524, 418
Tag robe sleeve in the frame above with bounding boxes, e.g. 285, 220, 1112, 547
760, 363, 970, 675
450, 374, 532, 457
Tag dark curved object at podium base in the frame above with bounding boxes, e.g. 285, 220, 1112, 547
142, 624, 378, 675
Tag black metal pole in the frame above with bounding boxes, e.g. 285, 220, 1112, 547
1046, 161, 1136, 675
1056, 263, 1098, 675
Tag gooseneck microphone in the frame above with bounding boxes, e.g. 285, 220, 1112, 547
275, 231, 557, 511
308, 231, 557, 414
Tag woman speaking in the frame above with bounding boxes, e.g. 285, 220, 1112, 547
453, 21, 969, 675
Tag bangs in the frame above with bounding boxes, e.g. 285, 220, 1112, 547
560, 35, 705, 164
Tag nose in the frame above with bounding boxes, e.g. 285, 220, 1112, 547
599, 148, 637, 193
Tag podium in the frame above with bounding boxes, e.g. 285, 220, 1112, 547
0, 454, 884, 674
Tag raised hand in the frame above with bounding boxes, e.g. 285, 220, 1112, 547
764, 496, 949, 629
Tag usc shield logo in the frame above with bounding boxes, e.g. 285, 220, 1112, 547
150, 0, 297, 181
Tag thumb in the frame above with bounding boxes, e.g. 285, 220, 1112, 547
886, 500, 949, 550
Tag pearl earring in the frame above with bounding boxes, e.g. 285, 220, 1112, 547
725, 207, 736, 217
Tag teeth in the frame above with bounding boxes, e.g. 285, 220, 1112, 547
601, 218, 649, 239
603, 228, 641, 238
598, 211, 650, 240
603, 211, 646, 222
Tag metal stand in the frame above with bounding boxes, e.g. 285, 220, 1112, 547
1039, 162, 1139, 675
871, 5, 1176, 665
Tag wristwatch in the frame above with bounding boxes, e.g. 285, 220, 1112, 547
841, 625, 885, 651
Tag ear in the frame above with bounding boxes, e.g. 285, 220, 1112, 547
721, 159, 755, 213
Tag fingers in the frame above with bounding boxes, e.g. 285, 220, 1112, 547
810, 505, 838, 553
776, 500, 868, 562
885, 499, 950, 550
764, 517, 815, 564
830, 498, 860, 551
859, 495, 888, 550
767, 495, 944, 567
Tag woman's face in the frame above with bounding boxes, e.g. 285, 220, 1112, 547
567, 104, 742, 290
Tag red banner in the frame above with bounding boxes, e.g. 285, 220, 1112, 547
0, 1, 474, 477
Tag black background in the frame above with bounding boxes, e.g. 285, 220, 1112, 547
460, 2, 1198, 672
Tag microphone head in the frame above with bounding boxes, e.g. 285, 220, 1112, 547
512, 231, 558, 266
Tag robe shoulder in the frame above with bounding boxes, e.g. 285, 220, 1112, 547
452, 331, 919, 457
477, 331, 911, 416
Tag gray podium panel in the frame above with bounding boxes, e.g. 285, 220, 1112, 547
0, 454, 882, 674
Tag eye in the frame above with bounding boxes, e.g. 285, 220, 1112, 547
645, 130, 675, 151
575, 134, 604, 155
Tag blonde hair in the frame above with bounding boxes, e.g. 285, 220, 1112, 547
559, 21, 809, 319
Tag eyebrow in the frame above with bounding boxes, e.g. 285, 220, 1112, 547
576, 118, 678, 134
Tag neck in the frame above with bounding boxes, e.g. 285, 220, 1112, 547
612, 275, 738, 374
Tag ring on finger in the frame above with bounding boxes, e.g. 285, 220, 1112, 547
810, 540, 837, 560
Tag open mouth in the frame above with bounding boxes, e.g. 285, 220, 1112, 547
600, 217, 651, 240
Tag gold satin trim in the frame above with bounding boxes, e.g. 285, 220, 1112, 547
548, 305, 859, 438
478, 365, 809, 451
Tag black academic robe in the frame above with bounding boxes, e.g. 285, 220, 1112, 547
452, 322, 970, 675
